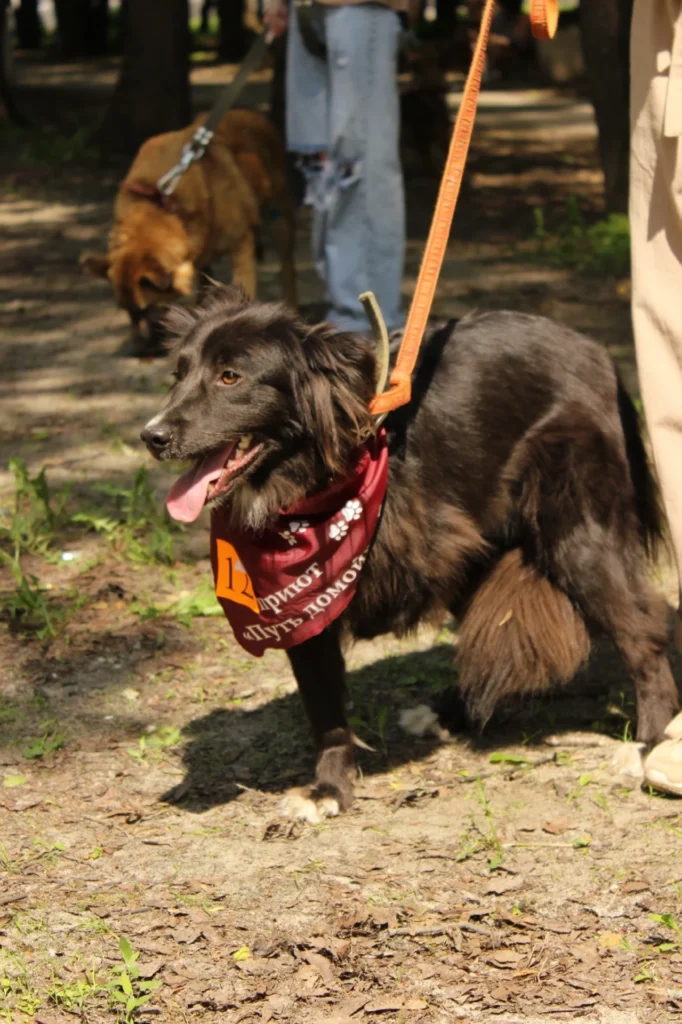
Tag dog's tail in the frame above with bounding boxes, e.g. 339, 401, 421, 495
457, 549, 590, 728
617, 377, 665, 559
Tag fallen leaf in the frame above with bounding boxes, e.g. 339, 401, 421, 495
365, 997, 404, 1013
621, 880, 649, 894
301, 950, 337, 988
339, 909, 367, 931
598, 932, 623, 949
136, 958, 165, 979
487, 949, 523, 968
489, 752, 529, 765
173, 926, 203, 945
405, 998, 428, 1009
371, 907, 398, 930
542, 818, 573, 835
337, 994, 369, 1017
3, 774, 27, 788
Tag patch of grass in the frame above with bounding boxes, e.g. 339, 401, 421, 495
0, 459, 74, 637
456, 777, 505, 869
126, 725, 183, 763
48, 963, 101, 1013
529, 196, 630, 277
0, 124, 100, 171
0, 459, 181, 638
73, 466, 180, 565
0, 951, 42, 1018
22, 723, 65, 760
132, 578, 223, 626
650, 912, 682, 952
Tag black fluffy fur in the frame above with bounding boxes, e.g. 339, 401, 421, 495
142, 288, 678, 814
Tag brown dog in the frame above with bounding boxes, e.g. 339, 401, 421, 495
81, 109, 297, 350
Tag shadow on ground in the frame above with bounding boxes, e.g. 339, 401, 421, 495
165, 635, 682, 813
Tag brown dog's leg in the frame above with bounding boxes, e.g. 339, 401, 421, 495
271, 206, 298, 310
231, 232, 257, 299
282, 624, 356, 822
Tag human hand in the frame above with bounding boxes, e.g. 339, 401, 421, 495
264, 0, 288, 38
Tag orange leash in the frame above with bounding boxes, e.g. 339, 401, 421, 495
369, 0, 558, 417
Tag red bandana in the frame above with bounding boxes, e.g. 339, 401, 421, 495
209, 430, 388, 656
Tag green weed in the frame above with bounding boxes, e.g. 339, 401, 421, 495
73, 466, 179, 564
0, 458, 70, 560
126, 725, 183, 762
22, 724, 65, 760
530, 197, 630, 277
106, 936, 162, 1022
650, 912, 682, 952
0, 951, 42, 1017
48, 964, 100, 1012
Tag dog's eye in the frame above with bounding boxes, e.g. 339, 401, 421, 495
219, 370, 240, 386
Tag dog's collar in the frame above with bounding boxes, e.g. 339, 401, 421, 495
125, 181, 178, 213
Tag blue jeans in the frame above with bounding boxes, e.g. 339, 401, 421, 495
286, 2, 405, 333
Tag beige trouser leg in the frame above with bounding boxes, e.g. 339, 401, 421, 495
631, 0, 682, 604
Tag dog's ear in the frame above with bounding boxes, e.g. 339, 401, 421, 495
80, 251, 111, 278
198, 283, 251, 314
297, 326, 376, 475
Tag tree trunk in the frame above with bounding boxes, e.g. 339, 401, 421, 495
15, 0, 42, 49
579, 0, 633, 214
104, 0, 191, 155
0, 0, 28, 124
54, 0, 109, 58
217, 0, 247, 61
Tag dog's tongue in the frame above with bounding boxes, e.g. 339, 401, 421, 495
166, 444, 234, 523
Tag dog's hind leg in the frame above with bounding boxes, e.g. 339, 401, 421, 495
230, 231, 257, 299
269, 204, 298, 309
282, 624, 356, 822
551, 532, 678, 746
515, 410, 678, 746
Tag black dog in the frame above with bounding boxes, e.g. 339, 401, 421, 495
141, 288, 678, 821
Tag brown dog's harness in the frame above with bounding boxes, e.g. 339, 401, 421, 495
366, 0, 558, 421
125, 180, 178, 213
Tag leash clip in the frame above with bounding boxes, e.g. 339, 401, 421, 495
157, 126, 215, 196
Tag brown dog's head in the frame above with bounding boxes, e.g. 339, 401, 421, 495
140, 287, 376, 530
81, 205, 195, 350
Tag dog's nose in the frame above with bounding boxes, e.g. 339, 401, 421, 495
141, 424, 171, 452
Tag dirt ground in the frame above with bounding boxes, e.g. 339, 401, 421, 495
3, 63, 682, 1024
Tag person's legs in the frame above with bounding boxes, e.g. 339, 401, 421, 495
318, 3, 405, 332
285, 4, 328, 155
631, 0, 682, 610
630, 0, 682, 791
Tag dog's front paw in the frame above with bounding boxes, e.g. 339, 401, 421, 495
280, 787, 342, 824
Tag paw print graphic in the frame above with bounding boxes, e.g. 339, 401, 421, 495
279, 519, 310, 546
329, 519, 349, 542
342, 499, 363, 523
